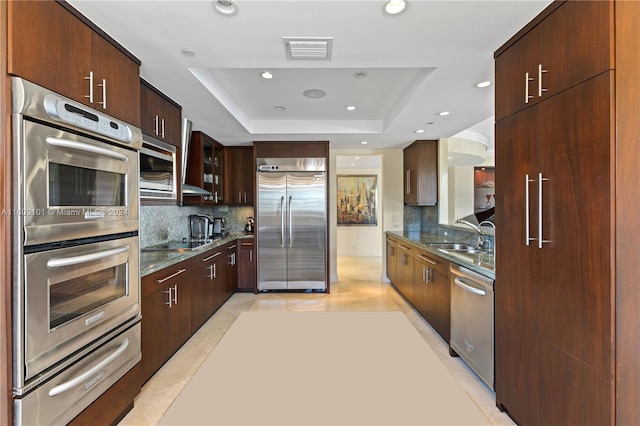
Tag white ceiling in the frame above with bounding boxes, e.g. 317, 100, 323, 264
67, 0, 552, 152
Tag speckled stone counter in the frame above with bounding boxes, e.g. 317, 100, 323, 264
386, 231, 495, 280
140, 233, 254, 277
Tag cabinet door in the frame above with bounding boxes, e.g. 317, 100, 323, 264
8, 1, 91, 104
385, 237, 397, 284
494, 105, 541, 425
403, 141, 438, 206
190, 249, 224, 333
223, 244, 238, 301
537, 73, 612, 426
403, 145, 419, 205
140, 81, 160, 137
425, 269, 450, 343
395, 243, 414, 302
225, 147, 254, 205
238, 241, 256, 291
140, 80, 182, 146
412, 259, 429, 317
185, 132, 224, 205
90, 32, 140, 126
141, 287, 172, 384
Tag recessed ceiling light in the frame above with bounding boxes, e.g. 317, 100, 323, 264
303, 89, 327, 99
261, 71, 274, 79
384, 0, 407, 15
355, 157, 360, 160
438, 111, 450, 116
353, 71, 368, 79
476, 81, 492, 88
350, 163, 356, 166
213, 0, 239, 16
274, 106, 286, 111
361, 141, 368, 145
346, 105, 356, 111
415, 129, 425, 133
181, 48, 196, 57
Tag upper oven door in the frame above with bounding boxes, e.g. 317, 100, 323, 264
19, 236, 140, 385
18, 119, 139, 245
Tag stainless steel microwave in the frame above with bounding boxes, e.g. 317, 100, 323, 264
140, 136, 177, 200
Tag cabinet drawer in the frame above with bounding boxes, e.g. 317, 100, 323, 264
413, 248, 449, 276
190, 246, 225, 266
141, 260, 190, 298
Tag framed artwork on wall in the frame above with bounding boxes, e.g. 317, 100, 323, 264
337, 175, 377, 226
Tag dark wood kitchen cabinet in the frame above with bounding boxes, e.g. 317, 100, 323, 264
223, 242, 238, 299
494, 1, 613, 121
394, 241, 414, 303
403, 140, 438, 206
237, 240, 256, 292
7, 0, 141, 126
140, 260, 191, 384
413, 248, 450, 343
495, 2, 640, 425
189, 246, 227, 334
184, 131, 225, 205
224, 147, 254, 205
385, 235, 398, 284
140, 79, 182, 147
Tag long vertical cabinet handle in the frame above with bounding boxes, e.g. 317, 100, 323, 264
84, 71, 94, 103
98, 79, 107, 109
525, 174, 536, 246
161, 118, 165, 138
525, 72, 534, 103
280, 196, 285, 248
538, 64, 548, 98
538, 173, 550, 248
154, 115, 159, 136
288, 196, 293, 248
406, 170, 411, 194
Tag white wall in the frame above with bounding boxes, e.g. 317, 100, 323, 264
329, 148, 404, 283
336, 168, 382, 257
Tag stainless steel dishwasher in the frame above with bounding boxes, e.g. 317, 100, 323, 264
450, 263, 494, 389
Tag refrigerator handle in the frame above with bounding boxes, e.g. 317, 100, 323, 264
280, 196, 285, 247
288, 196, 293, 247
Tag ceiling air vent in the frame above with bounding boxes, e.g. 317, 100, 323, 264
283, 37, 333, 60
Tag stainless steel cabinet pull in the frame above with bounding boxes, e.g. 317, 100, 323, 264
84, 71, 94, 103
244, 192, 247, 203
98, 78, 107, 109
48, 338, 130, 397
47, 246, 128, 268
154, 115, 159, 135
454, 277, 486, 296
398, 244, 410, 251
280, 196, 285, 247
538, 172, 550, 248
525, 72, 534, 103
202, 252, 222, 262
46, 137, 129, 162
525, 174, 536, 246
423, 267, 427, 283
406, 170, 411, 194
156, 268, 187, 284
161, 118, 165, 138
417, 254, 437, 265
172, 284, 178, 305
538, 64, 547, 97
165, 287, 173, 307
228, 244, 237, 250
249, 249, 253, 262
288, 195, 293, 248
238, 192, 242, 203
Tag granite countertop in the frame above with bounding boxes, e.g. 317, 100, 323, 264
386, 231, 495, 280
140, 233, 254, 277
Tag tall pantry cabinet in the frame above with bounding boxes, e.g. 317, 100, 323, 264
494, 1, 640, 425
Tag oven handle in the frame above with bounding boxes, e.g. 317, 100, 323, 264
48, 338, 130, 397
46, 137, 129, 162
47, 246, 129, 268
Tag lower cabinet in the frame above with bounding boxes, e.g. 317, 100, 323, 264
413, 248, 450, 343
190, 246, 227, 333
141, 260, 191, 384
385, 235, 397, 284
395, 242, 414, 302
237, 240, 256, 292
224, 242, 238, 298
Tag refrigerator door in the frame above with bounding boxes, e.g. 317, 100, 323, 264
286, 172, 327, 290
257, 172, 288, 290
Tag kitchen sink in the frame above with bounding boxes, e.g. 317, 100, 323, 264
428, 243, 475, 251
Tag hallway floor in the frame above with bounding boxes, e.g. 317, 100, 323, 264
120, 257, 515, 425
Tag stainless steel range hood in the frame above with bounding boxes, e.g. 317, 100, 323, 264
181, 118, 212, 196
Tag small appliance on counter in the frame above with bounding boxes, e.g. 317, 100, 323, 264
212, 217, 226, 237
189, 214, 214, 241
245, 217, 255, 233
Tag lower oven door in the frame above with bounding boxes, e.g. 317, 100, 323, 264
18, 235, 139, 386
14, 322, 140, 426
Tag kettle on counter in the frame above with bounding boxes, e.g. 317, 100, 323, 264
245, 217, 255, 233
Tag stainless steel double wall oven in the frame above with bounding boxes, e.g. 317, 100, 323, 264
11, 77, 143, 425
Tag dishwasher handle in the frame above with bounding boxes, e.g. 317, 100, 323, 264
454, 277, 487, 296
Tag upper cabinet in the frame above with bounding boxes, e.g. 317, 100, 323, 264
224, 147, 254, 206
184, 131, 224, 205
7, 0, 141, 126
495, 1, 613, 121
403, 140, 438, 206
140, 79, 182, 147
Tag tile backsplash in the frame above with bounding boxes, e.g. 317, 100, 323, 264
140, 205, 254, 248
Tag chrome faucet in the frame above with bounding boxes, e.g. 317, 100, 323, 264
456, 219, 495, 252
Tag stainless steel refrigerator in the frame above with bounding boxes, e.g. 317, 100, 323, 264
257, 158, 327, 292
